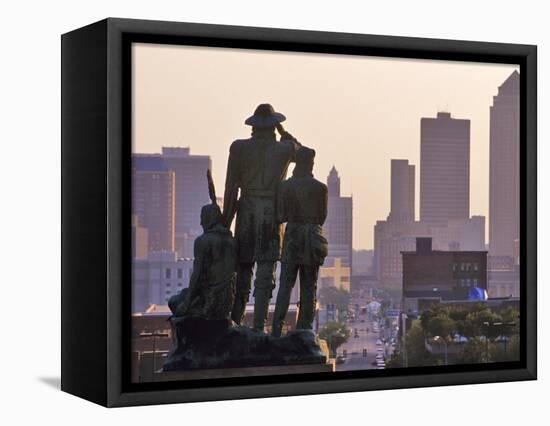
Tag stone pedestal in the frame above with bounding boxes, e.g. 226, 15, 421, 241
163, 316, 331, 372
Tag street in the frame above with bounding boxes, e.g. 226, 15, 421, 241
335, 315, 394, 371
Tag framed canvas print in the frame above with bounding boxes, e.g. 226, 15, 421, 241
61, 18, 537, 407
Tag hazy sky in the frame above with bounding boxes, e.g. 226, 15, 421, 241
132, 43, 519, 250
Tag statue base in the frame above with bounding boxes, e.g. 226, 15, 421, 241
163, 316, 330, 371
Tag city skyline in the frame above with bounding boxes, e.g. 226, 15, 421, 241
132, 43, 519, 249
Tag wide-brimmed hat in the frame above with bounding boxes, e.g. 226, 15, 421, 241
245, 104, 286, 128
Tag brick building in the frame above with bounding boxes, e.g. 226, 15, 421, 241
401, 237, 487, 313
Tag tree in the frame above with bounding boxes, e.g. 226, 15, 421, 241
425, 314, 456, 340
319, 321, 351, 356
319, 287, 351, 321
319, 286, 350, 307
456, 337, 487, 363
492, 334, 520, 362
387, 320, 437, 368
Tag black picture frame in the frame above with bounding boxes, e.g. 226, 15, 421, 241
61, 17, 537, 407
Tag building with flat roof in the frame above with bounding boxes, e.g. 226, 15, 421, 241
402, 237, 487, 313
388, 159, 415, 223
420, 112, 470, 225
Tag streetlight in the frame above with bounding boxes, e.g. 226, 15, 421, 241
434, 336, 448, 366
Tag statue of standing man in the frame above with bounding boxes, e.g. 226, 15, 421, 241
223, 104, 301, 332
272, 147, 328, 337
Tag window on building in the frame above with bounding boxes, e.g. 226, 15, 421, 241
473, 278, 478, 287
461, 263, 465, 271
473, 263, 479, 271
177, 268, 183, 279
453, 263, 457, 272
165, 268, 171, 279
166, 283, 171, 287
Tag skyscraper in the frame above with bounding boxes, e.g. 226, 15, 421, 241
327, 166, 341, 196
324, 166, 353, 272
489, 71, 520, 258
132, 157, 175, 253
420, 112, 470, 225
373, 159, 424, 285
388, 159, 415, 223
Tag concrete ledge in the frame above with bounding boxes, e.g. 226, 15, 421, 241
148, 359, 336, 382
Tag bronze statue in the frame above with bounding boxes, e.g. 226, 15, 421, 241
169, 170, 237, 320
272, 147, 328, 337
223, 104, 301, 332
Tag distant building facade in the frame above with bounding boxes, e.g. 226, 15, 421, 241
489, 71, 520, 259
488, 266, 520, 298
352, 249, 374, 276
402, 238, 488, 313
160, 147, 211, 258
429, 216, 486, 251
319, 257, 351, 292
420, 112, 470, 225
131, 214, 149, 260
132, 157, 176, 253
324, 166, 353, 271
132, 251, 193, 312
132, 148, 211, 258
374, 220, 430, 286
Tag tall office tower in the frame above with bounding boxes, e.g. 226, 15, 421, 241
373, 159, 422, 285
489, 71, 520, 258
324, 166, 353, 272
388, 159, 415, 223
327, 166, 341, 196
132, 157, 175, 253
161, 147, 211, 258
420, 112, 470, 225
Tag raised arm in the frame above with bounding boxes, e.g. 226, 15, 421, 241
277, 123, 302, 162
